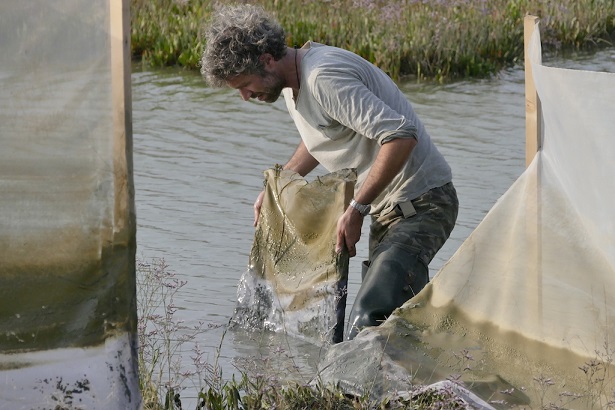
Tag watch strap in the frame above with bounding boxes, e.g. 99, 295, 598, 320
350, 199, 371, 216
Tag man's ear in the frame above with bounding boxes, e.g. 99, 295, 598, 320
259, 53, 274, 67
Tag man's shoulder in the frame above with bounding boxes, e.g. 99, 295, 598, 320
304, 41, 324, 49
304, 43, 367, 78
305, 42, 356, 59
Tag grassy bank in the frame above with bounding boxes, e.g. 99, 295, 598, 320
131, 0, 615, 81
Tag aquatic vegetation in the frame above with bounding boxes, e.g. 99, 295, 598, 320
136, 258, 474, 409
137, 258, 212, 409
130, 0, 615, 81
137, 259, 615, 409
131, 0, 207, 69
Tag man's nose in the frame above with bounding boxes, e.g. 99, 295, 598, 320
239, 88, 251, 101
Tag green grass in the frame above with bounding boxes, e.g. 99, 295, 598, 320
194, 375, 471, 409
130, 0, 615, 81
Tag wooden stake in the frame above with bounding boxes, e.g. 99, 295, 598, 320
523, 15, 543, 334
110, 0, 135, 240
524, 15, 541, 168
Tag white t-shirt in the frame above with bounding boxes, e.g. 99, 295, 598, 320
283, 42, 452, 215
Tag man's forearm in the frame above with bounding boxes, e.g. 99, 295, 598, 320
353, 137, 417, 205
283, 140, 319, 176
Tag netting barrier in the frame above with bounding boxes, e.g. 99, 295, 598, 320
412, 17, 615, 365
0, 1, 139, 408
374, 20, 615, 406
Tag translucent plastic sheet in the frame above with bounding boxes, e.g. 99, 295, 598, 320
415, 22, 615, 360
233, 168, 356, 344
0, 1, 139, 408
321, 23, 615, 408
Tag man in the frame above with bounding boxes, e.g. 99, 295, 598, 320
201, 4, 458, 340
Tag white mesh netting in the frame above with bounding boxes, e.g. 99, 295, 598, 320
0, 1, 139, 408
421, 21, 615, 363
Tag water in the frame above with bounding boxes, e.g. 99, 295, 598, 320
131, 48, 614, 402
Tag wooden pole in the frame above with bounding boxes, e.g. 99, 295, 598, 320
523, 15, 543, 335
524, 15, 541, 167
110, 0, 135, 239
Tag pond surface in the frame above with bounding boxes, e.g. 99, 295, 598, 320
131, 48, 614, 403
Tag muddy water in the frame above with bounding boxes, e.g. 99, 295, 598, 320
131, 48, 614, 402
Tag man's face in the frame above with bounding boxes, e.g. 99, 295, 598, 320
227, 71, 285, 103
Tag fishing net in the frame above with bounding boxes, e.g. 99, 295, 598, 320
0, 1, 139, 408
233, 167, 356, 344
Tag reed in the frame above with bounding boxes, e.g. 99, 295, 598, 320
131, 0, 614, 81
137, 258, 210, 409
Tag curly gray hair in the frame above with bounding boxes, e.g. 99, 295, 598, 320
200, 4, 287, 87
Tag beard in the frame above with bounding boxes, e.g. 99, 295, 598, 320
258, 72, 285, 103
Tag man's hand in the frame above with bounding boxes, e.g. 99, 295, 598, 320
336, 206, 364, 257
253, 190, 265, 227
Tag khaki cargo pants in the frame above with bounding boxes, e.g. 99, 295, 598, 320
345, 182, 459, 340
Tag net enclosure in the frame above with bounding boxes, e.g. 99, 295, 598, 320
0, 1, 139, 408
411, 19, 615, 365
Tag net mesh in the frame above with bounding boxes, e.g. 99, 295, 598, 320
0, 1, 139, 408
233, 167, 355, 344
414, 21, 615, 360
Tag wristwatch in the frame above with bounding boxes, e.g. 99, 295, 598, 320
349, 199, 371, 216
